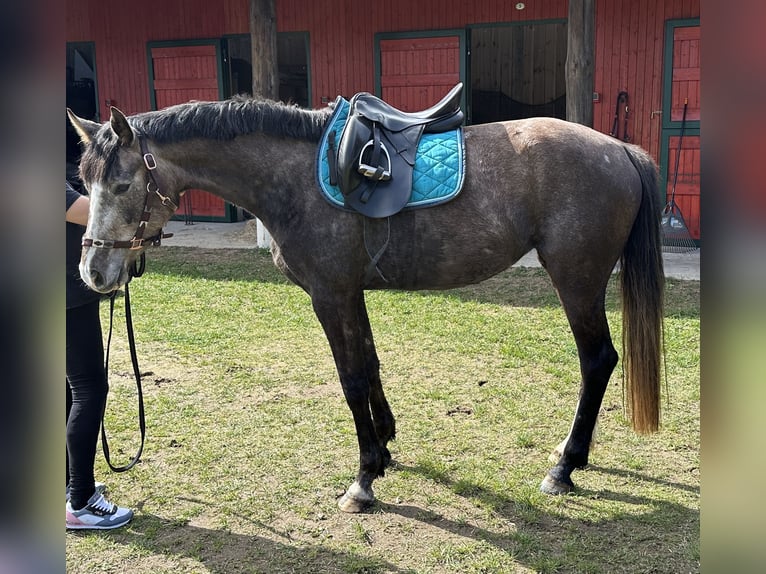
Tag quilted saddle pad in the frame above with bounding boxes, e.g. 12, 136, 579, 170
315, 97, 466, 212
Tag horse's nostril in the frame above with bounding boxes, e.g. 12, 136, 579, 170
89, 269, 104, 290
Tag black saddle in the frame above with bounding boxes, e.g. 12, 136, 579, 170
331, 83, 464, 218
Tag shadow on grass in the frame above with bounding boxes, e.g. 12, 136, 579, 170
146, 247, 291, 285
586, 464, 700, 495
427, 271, 699, 318
70, 510, 405, 574
377, 460, 699, 572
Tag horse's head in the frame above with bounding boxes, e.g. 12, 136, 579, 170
67, 107, 181, 293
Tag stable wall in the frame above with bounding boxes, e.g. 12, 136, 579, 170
66, 0, 699, 162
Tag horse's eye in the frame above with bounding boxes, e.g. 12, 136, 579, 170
114, 183, 131, 195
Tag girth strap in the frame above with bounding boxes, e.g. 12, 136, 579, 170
363, 217, 390, 285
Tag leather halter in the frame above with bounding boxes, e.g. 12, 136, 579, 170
82, 136, 176, 250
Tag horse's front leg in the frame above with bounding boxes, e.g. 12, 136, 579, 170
312, 290, 385, 513
358, 296, 396, 464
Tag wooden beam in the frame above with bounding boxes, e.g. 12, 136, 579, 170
250, 0, 278, 100
566, 0, 595, 126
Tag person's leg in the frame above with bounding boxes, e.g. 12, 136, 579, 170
65, 300, 106, 510
66, 378, 72, 489
66, 300, 132, 529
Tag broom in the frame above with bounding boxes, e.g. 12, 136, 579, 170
661, 98, 698, 253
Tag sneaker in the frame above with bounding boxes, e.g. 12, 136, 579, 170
66, 491, 133, 530
66, 481, 106, 503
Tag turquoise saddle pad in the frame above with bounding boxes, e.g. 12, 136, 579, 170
316, 97, 465, 211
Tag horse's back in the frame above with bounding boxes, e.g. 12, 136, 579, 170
467, 116, 644, 199
458, 117, 647, 283
466, 116, 644, 238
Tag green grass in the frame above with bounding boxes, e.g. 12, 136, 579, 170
67, 247, 700, 574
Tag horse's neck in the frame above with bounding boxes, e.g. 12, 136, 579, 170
164, 133, 317, 224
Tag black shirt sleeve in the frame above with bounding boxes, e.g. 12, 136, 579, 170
66, 181, 100, 308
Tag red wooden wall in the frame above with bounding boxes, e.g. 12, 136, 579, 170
67, 0, 699, 165
66, 0, 248, 115
67, 0, 700, 230
592, 0, 698, 163
150, 45, 221, 108
379, 36, 462, 111
669, 25, 701, 122
277, 0, 567, 106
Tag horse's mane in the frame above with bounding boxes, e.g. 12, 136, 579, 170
80, 96, 333, 184
131, 95, 332, 143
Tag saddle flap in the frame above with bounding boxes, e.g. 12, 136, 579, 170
336, 103, 376, 196
336, 114, 414, 218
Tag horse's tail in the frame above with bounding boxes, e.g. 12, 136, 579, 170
620, 145, 665, 434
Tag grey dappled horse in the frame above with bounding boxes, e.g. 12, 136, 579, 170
68, 94, 664, 513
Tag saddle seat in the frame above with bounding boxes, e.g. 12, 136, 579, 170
351, 82, 464, 133
333, 82, 464, 218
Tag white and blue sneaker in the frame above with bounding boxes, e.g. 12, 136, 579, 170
66, 481, 106, 503
66, 491, 133, 530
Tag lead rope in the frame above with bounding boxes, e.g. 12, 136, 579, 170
100, 253, 146, 472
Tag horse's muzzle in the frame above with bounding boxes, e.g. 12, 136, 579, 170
80, 251, 130, 293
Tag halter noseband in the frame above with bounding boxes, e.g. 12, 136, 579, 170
82, 136, 177, 250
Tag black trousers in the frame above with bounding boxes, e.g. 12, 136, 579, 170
66, 298, 107, 510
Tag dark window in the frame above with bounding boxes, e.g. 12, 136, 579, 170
66, 42, 98, 167
224, 33, 310, 107
66, 43, 98, 120
470, 22, 567, 124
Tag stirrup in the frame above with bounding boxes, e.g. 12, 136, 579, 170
358, 140, 391, 181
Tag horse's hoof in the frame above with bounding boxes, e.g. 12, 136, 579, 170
540, 473, 574, 495
337, 481, 374, 513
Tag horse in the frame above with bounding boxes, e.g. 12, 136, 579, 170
67, 92, 664, 513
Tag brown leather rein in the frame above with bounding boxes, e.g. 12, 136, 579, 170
82, 136, 176, 250
83, 136, 178, 472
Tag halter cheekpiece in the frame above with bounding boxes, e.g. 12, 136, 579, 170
82, 136, 176, 250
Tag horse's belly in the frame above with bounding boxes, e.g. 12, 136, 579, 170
368, 244, 521, 291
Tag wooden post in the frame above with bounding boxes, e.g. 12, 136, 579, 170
250, 0, 279, 100
566, 0, 595, 127
249, 0, 279, 246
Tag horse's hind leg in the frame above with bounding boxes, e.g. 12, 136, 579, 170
541, 284, 618, 495
311, 289, 386, 512
358, 297, 396, 465
548, 399, 599, 464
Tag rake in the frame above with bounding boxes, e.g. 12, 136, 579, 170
661, 98, 698, 253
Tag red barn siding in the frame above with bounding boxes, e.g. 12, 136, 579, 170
379, 36, 462, 110
150, 45, 220, 107
593, 0, 698, 161
67, 0, 701, 225
67, 0, 699, 162
276, 0, 567, 106
66, 0, 243, 117
671, 26, 701, 121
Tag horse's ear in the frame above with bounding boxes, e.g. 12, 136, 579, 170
67, 108, 100, 144
109, 106, 135, 147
